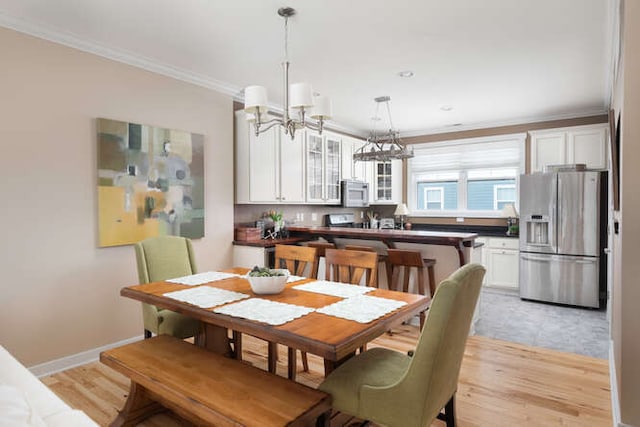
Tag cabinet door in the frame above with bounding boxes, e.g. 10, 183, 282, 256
567, 126, 607, 169
306, 132, 324, 203
249, 122, 279, 202
353, 140, 371, 183
530, 131, 566, 173
341, 136, 355, 180
235, 111, 250, 203
372, 159, 402, 204
324, 134, 342, 204
486, 248, 519, 289
279, 128, 306, 203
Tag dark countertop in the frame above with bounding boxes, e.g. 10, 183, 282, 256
410, 223, 515, 238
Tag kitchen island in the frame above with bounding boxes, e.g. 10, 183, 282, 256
287, 226, 478, 267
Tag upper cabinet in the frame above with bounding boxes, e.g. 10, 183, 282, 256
529, 124, 608, 173
235, 111, 305, 204
305, 130, 342, 204
342, 135, 371, 182
372, 160, 403, 204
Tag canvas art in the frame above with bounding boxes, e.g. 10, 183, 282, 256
97, 118, 205, 247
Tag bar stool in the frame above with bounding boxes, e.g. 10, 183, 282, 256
342, 245, 392, 288
307, 241, 336, 279
386, 249, 437, 330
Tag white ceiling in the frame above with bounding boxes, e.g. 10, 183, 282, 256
0, 0, 613, 137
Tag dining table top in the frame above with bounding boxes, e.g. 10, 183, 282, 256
121, 267, 430, 362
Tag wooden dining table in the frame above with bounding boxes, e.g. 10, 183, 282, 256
121, 267, 430, 380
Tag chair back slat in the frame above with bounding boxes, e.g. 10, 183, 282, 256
324, 248, 378, 287
274, 245, 317, 277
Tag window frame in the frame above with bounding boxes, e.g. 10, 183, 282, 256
422, 186, 445, 210
493, 183, 517, 210
408, 134, 525, 218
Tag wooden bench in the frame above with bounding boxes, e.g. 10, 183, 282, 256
100, 335, 332, 427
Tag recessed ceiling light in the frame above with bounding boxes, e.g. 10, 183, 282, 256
440, 104, 453, 111
371, 116, 381, 121
397, 70, 414, 78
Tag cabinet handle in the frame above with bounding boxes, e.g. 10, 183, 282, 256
281, 196, 286, 200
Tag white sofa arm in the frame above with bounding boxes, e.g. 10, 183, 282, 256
0, 345, 98, 426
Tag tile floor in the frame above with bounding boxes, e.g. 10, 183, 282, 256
474, 287, 609, 359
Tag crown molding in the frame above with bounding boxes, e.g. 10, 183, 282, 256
0, 11, 241, 98
401, 108, 609, 138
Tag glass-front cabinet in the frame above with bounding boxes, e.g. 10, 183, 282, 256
372, 159, 402, 204
305, 131, 342, 204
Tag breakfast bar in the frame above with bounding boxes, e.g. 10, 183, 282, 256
288, 226, 478, 267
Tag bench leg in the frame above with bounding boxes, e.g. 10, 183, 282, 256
111, 382, 165, 427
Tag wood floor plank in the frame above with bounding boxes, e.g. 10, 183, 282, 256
42, 326, 611, 426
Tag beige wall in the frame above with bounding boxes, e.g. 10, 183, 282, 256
615, 2, 640, 424
0, 28, 235, 366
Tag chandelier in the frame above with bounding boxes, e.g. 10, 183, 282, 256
243, 7, 332, 139
353, 96, 414, 162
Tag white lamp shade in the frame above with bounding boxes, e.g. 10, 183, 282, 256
244, 85, 268, 113
310, 95, 332, 119
501, 203, 518, 218
289, 82, 313, 109
394, 203, 410, 216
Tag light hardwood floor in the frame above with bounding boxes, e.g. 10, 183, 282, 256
41, 326, 612, 426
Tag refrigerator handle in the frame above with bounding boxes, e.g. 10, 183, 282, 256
520, 254, 552, 262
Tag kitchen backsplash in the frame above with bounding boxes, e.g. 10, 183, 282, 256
234, 204, 397, 227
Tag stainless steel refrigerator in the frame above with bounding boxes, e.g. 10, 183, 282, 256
519, 171, 607, 308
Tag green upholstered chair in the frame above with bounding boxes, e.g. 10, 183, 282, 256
319, 263, 485, 427
134, 236, 201, 340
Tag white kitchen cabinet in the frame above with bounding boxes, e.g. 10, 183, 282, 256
233, 245, 272, 269
235, 111, 305, 204
372, 160, 403, 204
529, 124, 608, 173
341, 135, 370, 182
306, 130, 342, 204
484, 237, 519, 289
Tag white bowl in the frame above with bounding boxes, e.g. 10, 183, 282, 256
246, 269, 290, 295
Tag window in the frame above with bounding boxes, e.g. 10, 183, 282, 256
423, 186, 444, 210
408, 134, 525, 217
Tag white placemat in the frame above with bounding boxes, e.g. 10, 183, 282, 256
212, 298, 315, 326
166, 271, 240, 286
316, 294, 407, 323
293, 280, 374, 298
163, 287, 249, 308
287, 275, 308, 283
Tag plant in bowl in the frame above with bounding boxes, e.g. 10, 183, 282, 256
246, 266, 290, 295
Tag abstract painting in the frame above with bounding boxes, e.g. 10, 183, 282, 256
97, 118, 205, 247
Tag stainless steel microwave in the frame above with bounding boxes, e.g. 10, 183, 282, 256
341, 179, 369, 207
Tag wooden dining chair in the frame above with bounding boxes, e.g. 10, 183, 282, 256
275, 244, 317, 276
342, 244, 393, 289
386, 249, 437, 330
274, 244, 317, 377
324, 248, 379, 287
307, 241, 336, 279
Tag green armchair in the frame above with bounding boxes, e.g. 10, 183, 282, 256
319, 263, 485, 427
134, 236, 201, 340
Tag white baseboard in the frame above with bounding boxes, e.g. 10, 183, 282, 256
608, 339, 633, 427
28, 335, 144, 378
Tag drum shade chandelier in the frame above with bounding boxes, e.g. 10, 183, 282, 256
243, 7, 332, 139
353, 96, 414, 162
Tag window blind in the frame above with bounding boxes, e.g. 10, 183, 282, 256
409, 135, 525, 172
